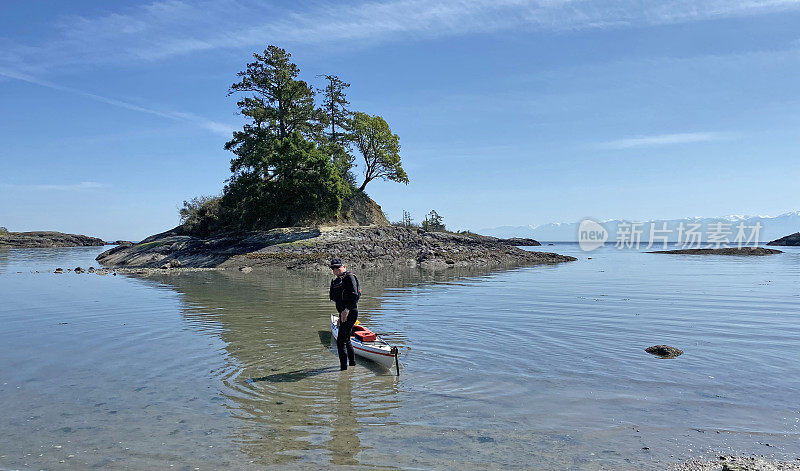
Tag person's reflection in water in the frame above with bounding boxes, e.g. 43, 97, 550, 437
329, 368, 361, 466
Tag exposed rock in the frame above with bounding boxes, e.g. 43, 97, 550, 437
87, 267, 95, 273
335, 191, 390, 226
646, 345, 683, 358
648, 247, 782, 256
74, 267, 85, 274
113, 240, 134, 247
0, 231, 105, 248
767, 232, 800, 246
500, 237, 542, 246
96, 225, 576, 271
671, 455, 800, 470
239, 266, 253, 273
54, 268, 63, 274
159, 259, 182, 269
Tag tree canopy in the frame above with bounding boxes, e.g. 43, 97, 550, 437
179, 45, 409, 234
351, 112, 408, 191
227, 45, 323, 140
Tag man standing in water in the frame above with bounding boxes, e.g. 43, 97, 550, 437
329, 258, 360, 370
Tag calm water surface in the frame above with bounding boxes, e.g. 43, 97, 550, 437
1, 244, 798, 469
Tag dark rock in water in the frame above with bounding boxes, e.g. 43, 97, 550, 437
88, 267, 95, 273
113, 240, 134, 246
74, 267, 85, 274
54, 268, 63, 274
767, 232, 800, 246
645, 345, 683, 358
648, 247, 782, 256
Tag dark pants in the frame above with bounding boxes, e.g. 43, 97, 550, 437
336, 309, 358, 370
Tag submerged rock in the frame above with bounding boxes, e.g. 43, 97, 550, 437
645, 345, 683, 358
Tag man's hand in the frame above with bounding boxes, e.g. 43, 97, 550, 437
341, 308, 349, 323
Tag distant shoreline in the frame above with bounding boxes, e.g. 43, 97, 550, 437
0, 231, 105, 248
647, 247, 782, 256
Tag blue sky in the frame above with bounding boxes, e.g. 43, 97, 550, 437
1, 0, 799, 240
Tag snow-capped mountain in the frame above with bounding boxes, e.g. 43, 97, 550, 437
478, 211, 800, 243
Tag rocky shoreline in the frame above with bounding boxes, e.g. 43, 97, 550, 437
671, 455, 800, 470
648, 247, 783, 256
0, 231, 106, 248
95, 225, 574, 271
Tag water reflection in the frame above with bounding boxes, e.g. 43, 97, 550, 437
3, 245, 799, 469
0, 248, 8, 274
138, 266, 497, 466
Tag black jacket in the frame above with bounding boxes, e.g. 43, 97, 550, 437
330, 272, 359, 312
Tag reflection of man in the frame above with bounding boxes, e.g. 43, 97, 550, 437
329, 258, 360, 371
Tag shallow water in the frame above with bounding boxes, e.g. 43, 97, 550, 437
1, 244, 798, 469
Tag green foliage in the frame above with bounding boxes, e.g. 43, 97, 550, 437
222, 132, 347, 229
227, 45, 323, 141
318, 141, 356, 187
178, 45, 408, 235
317, 75, 356, 186
351, 112, 408, 191
0, 226, 8, 236
220, 45, 348, 231
179, 196, 222, 236
318, 75, 352, 147
421, 210, 445, 232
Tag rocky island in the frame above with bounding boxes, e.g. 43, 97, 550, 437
647, 247, 782, 255
0, 230, 105, 248
767, 232, 800, 246
95, 46, 575, 273
96, 223, 574, 272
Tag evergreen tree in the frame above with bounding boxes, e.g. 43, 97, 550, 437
319, 75, 352, 146
422, 210, 445, 232
227, 45, 323, 141
317, 75, 356, 187
222, 45, 345, 230
223, 133, 346, 229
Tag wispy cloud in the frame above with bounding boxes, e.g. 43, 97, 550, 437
0, 68, 236, 136
6, 0, 800, 71
597, 132, 732, 149
0, 181, 110, 191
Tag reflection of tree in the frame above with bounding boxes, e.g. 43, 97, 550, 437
134, 266, 505, 465
0, 248, 8, 274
